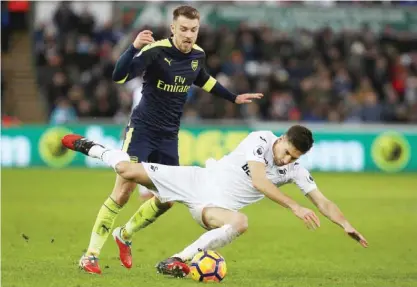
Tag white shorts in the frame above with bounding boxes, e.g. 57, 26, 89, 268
142, 162, 216, 228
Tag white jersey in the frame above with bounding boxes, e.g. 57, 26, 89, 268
207, 131, 317, 211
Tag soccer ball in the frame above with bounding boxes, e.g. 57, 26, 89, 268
189, 250, 227, 282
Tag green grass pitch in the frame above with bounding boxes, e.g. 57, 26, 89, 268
2, 169, 417, 287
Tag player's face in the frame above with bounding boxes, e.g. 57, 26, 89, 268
171, 16, 200, 53
272, 136, 304, 166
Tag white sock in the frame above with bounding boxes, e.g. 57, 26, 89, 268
88, 145, 130, 170
173, 224, 240, 261
101, 150, 130, 170
88, 145, 107, 159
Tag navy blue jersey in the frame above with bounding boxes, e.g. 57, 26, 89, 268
113, 38, 226, 135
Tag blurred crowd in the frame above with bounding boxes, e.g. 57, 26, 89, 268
35, 2, 417, 125
34, 2, 125, 124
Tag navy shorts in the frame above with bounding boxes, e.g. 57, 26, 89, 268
121, 125, 179, 166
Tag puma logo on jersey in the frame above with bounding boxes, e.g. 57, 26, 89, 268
101, 224, 110, 233
259, 136, 267, 143
164, 58, 173, 66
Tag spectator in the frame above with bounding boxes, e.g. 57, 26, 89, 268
53, 2, 78, 36
361, 91, 383, 122
77, 5, 95, 37
1, 2, 10, 52
50, 97, 77, 125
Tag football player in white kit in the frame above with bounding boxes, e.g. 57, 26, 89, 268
62, 125, 368, 277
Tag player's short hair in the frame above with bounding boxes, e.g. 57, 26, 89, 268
173, 5, 200, 21
285, 125, 314, 153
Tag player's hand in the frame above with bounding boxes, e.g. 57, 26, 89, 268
133, 30, 155, 50
344, 226, 368, 248
235, 93, 264, 104
292, 206, 321, 230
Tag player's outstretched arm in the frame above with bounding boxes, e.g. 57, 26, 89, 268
193, 66, 263, 104
248, 161, 320, 230
306, 189, 368, 247
112, 30, 155, 84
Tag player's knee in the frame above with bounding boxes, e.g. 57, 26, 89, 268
115, 162, 129, 177
231, 213, 248, 234
115, 162, 138, 181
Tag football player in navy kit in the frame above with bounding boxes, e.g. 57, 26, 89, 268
78, 5, 263, 274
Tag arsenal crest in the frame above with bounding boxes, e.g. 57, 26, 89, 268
191, 60, 198, 71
